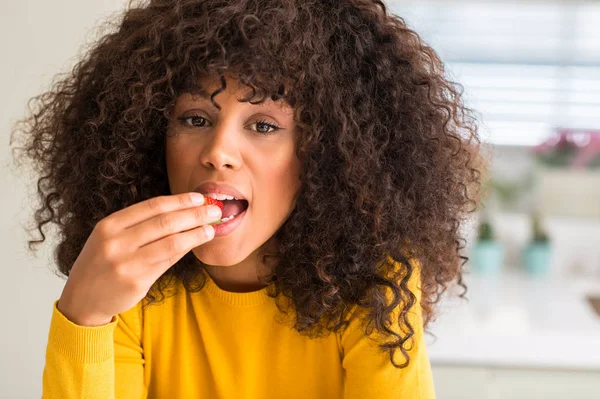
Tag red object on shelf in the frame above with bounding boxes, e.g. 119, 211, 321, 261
532, 128, 600, 169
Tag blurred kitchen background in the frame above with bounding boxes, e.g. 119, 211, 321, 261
390, 1, 600, 398
0, 0, 599, 398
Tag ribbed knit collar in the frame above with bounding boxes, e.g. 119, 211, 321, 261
202, 271, 272, 307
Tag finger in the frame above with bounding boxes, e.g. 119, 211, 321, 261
129, 204, 221, 249
102, 192, 206, 232
136, 224, 215, 273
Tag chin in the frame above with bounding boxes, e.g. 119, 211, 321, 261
191, 244, 251, 267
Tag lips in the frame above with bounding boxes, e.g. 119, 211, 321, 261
193, 182, 247, 201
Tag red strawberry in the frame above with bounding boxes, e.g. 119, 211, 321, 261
204, 196, 224, 210
204, 196, 225, 226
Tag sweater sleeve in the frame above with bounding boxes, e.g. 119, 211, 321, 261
42, 299, 147, 399
338, 258, 437, 399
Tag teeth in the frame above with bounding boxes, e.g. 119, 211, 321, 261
216, 213, 237, 224
203, 192, 237, 201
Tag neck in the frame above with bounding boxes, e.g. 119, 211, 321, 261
202, 239, 278, 293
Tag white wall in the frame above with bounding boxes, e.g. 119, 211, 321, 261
1, 2, 128, 398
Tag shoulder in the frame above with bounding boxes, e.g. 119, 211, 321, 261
338, 255, 424, 349
335, 256, 435, 397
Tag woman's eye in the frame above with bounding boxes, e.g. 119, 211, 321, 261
250, 121, 280, 135
177, 115, 281, 135
178, 115, 208, 127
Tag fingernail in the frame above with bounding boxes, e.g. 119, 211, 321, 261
190, 193, 205, 205
208, 206, 221, 217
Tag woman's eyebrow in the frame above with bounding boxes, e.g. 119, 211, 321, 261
181, 88, 291, 112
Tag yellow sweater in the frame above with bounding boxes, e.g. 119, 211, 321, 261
42, 262, 436, 398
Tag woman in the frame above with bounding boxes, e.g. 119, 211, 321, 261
11, 0, 483, 397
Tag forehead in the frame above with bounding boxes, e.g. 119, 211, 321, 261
185, 75, 247, 97
177, 76, 293, 113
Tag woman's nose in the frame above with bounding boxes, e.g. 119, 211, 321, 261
200, 126, 242, 170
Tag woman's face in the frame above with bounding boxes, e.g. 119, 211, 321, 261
165, 75, 301, 268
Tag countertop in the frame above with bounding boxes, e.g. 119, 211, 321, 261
425, 267, 600, 371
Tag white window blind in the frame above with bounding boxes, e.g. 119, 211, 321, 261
389, 0, 600, 146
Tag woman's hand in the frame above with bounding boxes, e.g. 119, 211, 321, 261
56, 192, 221, 326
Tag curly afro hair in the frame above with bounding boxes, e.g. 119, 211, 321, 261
10, 0, 485, 369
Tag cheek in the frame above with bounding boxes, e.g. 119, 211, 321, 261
165, 139, 191, 173
261, 159, 301, 211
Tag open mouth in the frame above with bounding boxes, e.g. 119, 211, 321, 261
210, 199, 249, 225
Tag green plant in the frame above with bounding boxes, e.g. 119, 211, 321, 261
477, 219, 495, 241
531, 212, 550, 243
